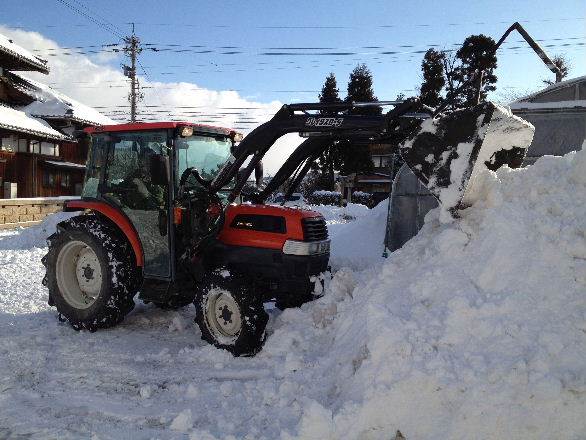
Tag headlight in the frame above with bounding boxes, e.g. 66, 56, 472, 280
179, 126, 194, 137
282, 239, 330, 256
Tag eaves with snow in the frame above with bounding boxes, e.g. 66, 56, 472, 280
17, 75, 114, 126
0, 31, 112, 139
510, 75, 586, 111
0, 104, 67, 140
0, 32, 49, 74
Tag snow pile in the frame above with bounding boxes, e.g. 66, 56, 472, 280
0, 211, 75, 250
283, 150, 586, 439
312, 190, 342, 196
313, 201, 388, 270
309, 201, 370, 223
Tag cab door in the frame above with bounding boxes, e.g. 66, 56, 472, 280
100, 130, 172, 278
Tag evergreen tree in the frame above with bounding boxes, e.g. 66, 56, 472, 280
314, 73, 342, 190
345, 64, 381, 115
419, 48, 445, 107
319, 73, 341, 106
338, 64, 377, 175
452, 34, 498, 107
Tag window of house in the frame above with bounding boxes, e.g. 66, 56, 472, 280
41, 142, 58, 156
30, 140, 40, 154
0, 136, 17, 152
17, 138, 28, 152
61, 173, 71, 188
42, 169, 56, 187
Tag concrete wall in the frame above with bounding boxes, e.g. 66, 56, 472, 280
0, 197, 75, 228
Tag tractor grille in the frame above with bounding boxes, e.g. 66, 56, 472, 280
302, 217, 328, 242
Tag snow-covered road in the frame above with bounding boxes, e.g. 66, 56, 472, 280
1, 150, 586, 439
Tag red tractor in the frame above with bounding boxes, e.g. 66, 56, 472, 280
42, 100, 533, 355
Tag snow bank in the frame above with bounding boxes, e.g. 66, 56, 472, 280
315, 201, 387, 270
0, 211, 75, 250
283, 150, 586, 439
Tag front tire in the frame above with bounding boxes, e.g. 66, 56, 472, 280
194, 275, 268, 356
42, 215, 140, 331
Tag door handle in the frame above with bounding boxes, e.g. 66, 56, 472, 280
158, 208, 168, 236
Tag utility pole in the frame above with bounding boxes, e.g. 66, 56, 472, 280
122, 23, 143, 122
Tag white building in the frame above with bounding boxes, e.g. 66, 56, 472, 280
510, 76, 586, 164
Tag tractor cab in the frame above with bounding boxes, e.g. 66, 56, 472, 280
80, 122, 240, 280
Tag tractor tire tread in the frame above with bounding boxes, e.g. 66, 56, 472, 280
43, 214, 140, 332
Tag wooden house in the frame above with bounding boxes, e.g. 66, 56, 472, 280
0, 32, 111, 198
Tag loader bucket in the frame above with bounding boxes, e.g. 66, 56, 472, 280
398, 101, 534, 218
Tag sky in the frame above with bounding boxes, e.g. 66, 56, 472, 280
1, 0, 585, 172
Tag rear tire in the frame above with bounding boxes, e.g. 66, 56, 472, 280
42, 215, 140, 331
194, 275, 268, 356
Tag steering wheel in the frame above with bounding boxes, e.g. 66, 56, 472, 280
179, 167, 212, 188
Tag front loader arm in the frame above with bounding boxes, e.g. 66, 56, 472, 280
256, 137, 332, 201
209, 102, 405, 196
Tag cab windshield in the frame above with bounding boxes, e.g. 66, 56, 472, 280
176, 134, 232, 187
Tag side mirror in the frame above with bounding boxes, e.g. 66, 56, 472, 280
150, 155, 170, 186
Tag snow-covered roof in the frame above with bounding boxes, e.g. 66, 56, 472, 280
510, 75, 586, 111
0, 104, 68, 140
17, 76, 114, 126
510, 100, 586, 111
0, 32, 49, 74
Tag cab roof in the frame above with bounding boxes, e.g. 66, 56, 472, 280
84, 121, 235, 136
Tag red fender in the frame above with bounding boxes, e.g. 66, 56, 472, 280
65, 200, 144, 267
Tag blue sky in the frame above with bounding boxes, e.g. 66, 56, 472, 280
3, 0, 585, 106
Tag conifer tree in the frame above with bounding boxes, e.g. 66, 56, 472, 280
452, 34, 498, 107
314, 73, 342, 190
420, 48, 445, 107
339, 64, 377, 175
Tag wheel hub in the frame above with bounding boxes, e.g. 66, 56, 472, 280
218, 304, 233, 325
82, 264, 94, 281
206, 291, 242, 339
75, 247, 102, 296
56, 241, 103, 309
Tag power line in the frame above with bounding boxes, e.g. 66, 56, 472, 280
53, 0, 124, 39
28, 38, 585, 59
67, 0, 125, 35
40, 16, 582, 29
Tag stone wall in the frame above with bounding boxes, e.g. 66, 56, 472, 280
0, 197, 77, 228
